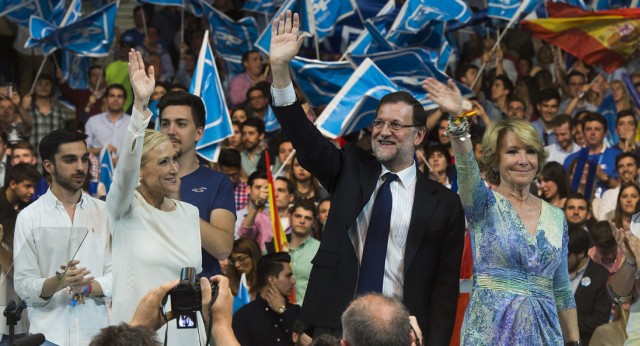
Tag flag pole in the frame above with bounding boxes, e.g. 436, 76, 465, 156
274, 149, 296, 177
141, 7, 148, 39
30, 54, 51, 95
180, 6, 185, 47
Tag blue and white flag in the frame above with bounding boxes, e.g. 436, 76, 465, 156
233, 273, 251, 313
488, 0, 539, 21
316, 58, 398, 139
186, 0, 203, 16
49, 0, 82, 27
311, 0, 357, 41
345, 0, 396, 55
99, 146, 114, 194
190, 30, 233, 162
149, 99, 161, 131
264, 106, 281, 132
202, 2, 258, 58
254, 0, 313, 54
389, 0, 471, 35
349, 48, 473, 109
26, 2, 117, 56
386, 21, 444, 51
60, 50, 91, 89
137, 0, 183, 6
290, 56, 354, 107
598, 92, 618, 145
242, 0, 275, 16
2, 0, 54, 27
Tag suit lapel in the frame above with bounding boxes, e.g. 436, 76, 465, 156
404, 173, 439, 275
574, 262, 592, 301
358, 155, 382, 213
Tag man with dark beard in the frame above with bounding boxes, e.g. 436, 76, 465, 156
84, 84, 131, 159
13, 130, 112, 345
268, 11, 465, 343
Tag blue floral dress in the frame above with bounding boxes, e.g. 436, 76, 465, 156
456, 151, 576, 345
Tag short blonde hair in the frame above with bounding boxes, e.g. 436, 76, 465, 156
141, 129, 171, 166
479, 117, 548, 185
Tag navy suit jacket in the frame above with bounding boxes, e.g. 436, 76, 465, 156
575, 260, 612, 344
273, 101, 465, 345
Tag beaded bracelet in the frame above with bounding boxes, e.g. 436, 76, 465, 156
445, 110, 477, 140
84, 283, 92, 297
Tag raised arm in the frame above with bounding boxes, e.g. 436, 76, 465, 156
106, 50, 155, 220
270, 11, 308, 89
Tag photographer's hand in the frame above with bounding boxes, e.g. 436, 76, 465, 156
130, 280, 179, 330
201, 276, 240, 346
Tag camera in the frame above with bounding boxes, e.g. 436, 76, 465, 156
168, 267, 201, 329
164, 267, 219, 329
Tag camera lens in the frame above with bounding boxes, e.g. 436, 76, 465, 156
180, 267, 196, 283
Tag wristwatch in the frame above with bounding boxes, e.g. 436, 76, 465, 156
276, 305, 286, 314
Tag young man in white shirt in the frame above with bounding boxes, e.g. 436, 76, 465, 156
13, 130, 112, 346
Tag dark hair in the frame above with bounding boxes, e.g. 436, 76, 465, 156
613, 182, 640, 228
581, 112, 608, 133
425, 145, 451, 168
455, 64, 478, 82
158, 91, 206, 129
507, 97, 526, 107
568, 224, 591, 256
565, 192, 591, 213
241, 50, 260, 64
241, 117, 265, 135
291, 199, 318, 219
10, 141, 35, 155
376, 91, 427, 128
256, 252, 291, 290
553, 114, 573, 130
6, 163, 40, 185
227, 237, 262, 297
565, 70, 586, 84
592, 221, 617, 249
616, 152, 639, 171
537, 88, 561, 105
493, 75, 514, 96
89, 324, 160, 346
106, 84, 127, 100
39, 130, 88, 163
540, 161, 569, 201
245, 85, 267, 104
218, 148, 241, 169
617, 109, 637, 127
275, 176, 295, 195
247, 170, 268, 187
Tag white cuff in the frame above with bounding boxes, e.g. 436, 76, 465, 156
271, 83, 296, 107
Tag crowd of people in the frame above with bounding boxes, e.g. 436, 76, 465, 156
1, 1, 640, 345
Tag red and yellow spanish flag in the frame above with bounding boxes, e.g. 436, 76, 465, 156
265, 152, 296, 303
265, 151, 289, 253
520, 3, 640, 72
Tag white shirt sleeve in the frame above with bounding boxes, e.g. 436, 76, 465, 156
270, 83, 296, 107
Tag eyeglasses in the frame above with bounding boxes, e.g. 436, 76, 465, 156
371, 119, 419, 132
229, 254, 250, 265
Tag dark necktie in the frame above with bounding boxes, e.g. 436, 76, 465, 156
356, 172, 398, 295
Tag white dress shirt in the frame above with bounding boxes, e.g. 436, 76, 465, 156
13, 190, 112, 346
85, 112, 131, 157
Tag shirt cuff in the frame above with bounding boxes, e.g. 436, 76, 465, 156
130, 107, 152, 136
271, 83, 296, 107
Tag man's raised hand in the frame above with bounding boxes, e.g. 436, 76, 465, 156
270, 11, 308, 68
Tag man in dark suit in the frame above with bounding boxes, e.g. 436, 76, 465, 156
268, 11, 465, 345
568, 224, 612, 344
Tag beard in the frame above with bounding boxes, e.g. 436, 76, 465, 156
371, 135, 416, 170
52, 167, 86, 193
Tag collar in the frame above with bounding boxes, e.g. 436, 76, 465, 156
42, 189, 87, 210
574, 258, 589, 278
380, 162, 417, 189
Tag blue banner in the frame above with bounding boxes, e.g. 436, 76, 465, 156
349, 47, 473, 109
202, 2, 258, 58
3, 0, 54, 27
290, 56, 354, 108
61, 50, 91, 89
26, 2, 117, 56
388, 0, 471, 35
186, 0, 203, 16
99, 146, 114, 194
264, 106, 281, 132
137, 0, 183, 6
49, 0, 82, 26
345, 0, 396, 55
190, 31, 233, 162
487, 0, 540, 21
316, 58, 398, 138
242, 0, 275, 16
312, 0, 357, 41
386, 21, 445, 51
254, 0, 313, 54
